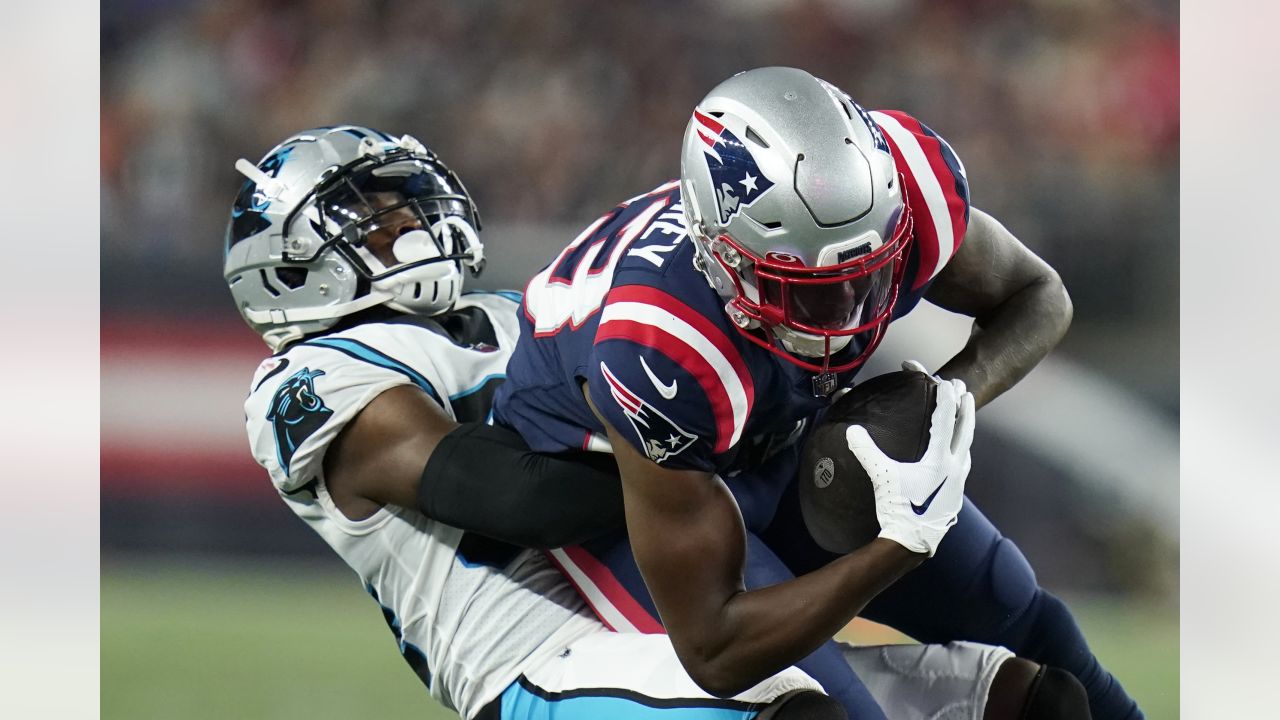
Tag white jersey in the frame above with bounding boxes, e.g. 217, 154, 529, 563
242, 292, 600, 719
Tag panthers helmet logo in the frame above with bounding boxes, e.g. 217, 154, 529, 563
227, 145, 295, 249
267, 367, 332, 474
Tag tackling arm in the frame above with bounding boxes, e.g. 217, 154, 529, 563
924, 207, 1073, 409
323, 384, 624, 547
588, 390, 923, 698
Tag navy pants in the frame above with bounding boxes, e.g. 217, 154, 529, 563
563, 444, 1143, 720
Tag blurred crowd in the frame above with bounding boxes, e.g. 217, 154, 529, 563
100, 0, 1179, 599
101, 0, 1178, 405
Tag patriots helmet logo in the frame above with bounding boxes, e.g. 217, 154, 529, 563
692, 109, 775, 225
267, 367, 332, 474
600, 362, 697, 464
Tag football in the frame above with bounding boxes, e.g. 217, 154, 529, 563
799, 370, 938, 553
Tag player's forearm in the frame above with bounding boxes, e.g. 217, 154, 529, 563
674, 539, 922, 697
420, 422, 625, 548
936, 272, 1071, 409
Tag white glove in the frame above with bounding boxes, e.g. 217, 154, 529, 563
845, 376, 975, 556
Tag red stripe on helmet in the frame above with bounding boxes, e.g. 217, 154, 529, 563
693, 109, 725, 135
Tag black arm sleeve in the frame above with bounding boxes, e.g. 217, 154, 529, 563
418, 422, 625, 549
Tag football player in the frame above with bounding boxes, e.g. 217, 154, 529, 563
225, 125, 1046, 720
227, 126, 837, 719
491, 67, 1136, 719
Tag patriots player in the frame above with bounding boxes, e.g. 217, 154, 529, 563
226, 126, 839, 719
493, 67, 1137, 719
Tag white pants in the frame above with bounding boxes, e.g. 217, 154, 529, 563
488, 630, 1013, 720
843, 640, 1015, 720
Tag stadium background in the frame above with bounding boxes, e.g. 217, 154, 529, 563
100, 1, 1179, 718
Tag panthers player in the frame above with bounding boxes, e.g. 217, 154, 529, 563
492, 67, 1135, 718
227, 126, 837, 720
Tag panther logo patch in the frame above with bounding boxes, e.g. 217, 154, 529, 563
267, 367, 332, 474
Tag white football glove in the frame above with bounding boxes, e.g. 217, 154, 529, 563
845, 375, 975, 556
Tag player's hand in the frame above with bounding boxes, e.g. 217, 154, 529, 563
845, 377, 975, 556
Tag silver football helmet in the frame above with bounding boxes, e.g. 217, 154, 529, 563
680, 67, 912, 374
224, 126, 484, 351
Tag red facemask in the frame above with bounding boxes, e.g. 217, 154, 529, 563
713, 177, 914, 375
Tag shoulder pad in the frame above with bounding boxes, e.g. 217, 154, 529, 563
870, 110, 971, 290
243, 327, 439, 492
591, 284, 757, 466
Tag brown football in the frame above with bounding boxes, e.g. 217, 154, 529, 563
799, 370, 937, 553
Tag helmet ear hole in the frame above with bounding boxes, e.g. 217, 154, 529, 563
745, 127, 770, 148
275, 267, 309, 289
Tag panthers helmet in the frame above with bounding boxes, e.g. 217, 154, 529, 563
680, 67, 912, 375
224, 126, 484, 351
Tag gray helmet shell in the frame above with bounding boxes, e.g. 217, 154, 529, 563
679, 67, 905, 359
223, 127, 482, 351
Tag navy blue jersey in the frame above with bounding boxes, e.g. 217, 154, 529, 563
493, 111, 970, 476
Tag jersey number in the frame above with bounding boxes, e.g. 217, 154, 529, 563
524, 186, 683, 336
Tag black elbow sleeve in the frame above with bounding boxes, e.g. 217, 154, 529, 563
418, 422, 625, 549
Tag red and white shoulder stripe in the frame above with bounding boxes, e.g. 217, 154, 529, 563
871, 110, 971, 290
595, 285, 755, 455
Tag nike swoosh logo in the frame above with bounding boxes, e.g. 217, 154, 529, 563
911, 477, 948, 515
639, 356, 678, 399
